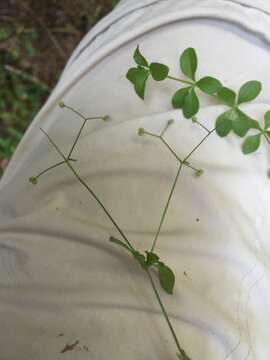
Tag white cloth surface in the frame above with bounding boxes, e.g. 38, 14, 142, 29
1, 0, 270, 359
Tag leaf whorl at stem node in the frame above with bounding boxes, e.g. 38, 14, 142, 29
127, 45, 270, 174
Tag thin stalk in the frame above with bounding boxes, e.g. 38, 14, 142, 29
63, 104, 87, 121
144, 131, 200, 173
151, 162, 184, 252
193, 119, 211, 134
183, 127, 215, 162
151, 128, 216, 252
68, 119, 87, 158
160, 137, 181, 162
40, 128, 135, 252
35, 159, 75, 179
167, 75, 193, 86
66, 111, 105, 159
146, 269, 185, 360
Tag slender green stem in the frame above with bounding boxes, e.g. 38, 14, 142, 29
62, 104, 87, 121
183, 127, 215, 162
193, 119, 211, 134
67, 114, 104, 159
151, 128, 215, 252
161, 122, 171, 137
160, 137, 181, 162
144, 131, 200, 173
146, 269, 185, 360
151, 162, 184, 252
66, 162, 134, 251
35, 159, 75, 179
167, 75, 193, 86
40, 128, 135, 252
68, 119, 87, 158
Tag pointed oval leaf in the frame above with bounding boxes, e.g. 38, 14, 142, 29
171, 87, 190, 109
126, 68, 150, 99
149, 62, 169, 81
242, 133, 261, 154
264, 110, 270, 130
126, 68, 139, 84
216, 87, 236, 106
197, 76, 222, 94
231, 109, 251, 137
133, 46, 148, 67
215, 111, 232, 137
158, 263, 175, 294
183, 88, 199, 119
238, 80, 261, 104
180, 48, 197, 80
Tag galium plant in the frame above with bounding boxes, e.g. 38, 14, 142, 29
29, 45, 270, 360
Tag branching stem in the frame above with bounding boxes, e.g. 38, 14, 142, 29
40, 128, 134, 252
146, 269, 185, 360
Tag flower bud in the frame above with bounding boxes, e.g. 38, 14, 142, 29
194, 169, 203, 177
167, 119, 174, 126
138, 128, 145, 136
102, 115, 111, 122
58, 101, 65, 108
29, 176, 38, 185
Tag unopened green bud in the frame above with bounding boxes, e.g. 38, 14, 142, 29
192, 116, 197, 123
102, 115, 111, 122
138, 128, 145, 136
58, 101, 65, 108
167, 119, 174, 126
194, 169, 203, 177
29, 176, 38, 185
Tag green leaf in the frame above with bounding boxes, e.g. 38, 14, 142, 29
264, 110, 270, 130
171, 87, 190, 109
196, 76, 222, 94
133, 46, 148, 67
158, 263, 175, 294
149, 62, 169, 81
249, 118, 260, 130
109, 236, 131, 252
180, 48, 197, 81
231, 109, 252, 137
242, 133, 261, 154
215, 111, 232, 137
133, 251, 147, 269
145, 252, 159, 266
238, 80, 262, 104
216, 87, 236, 106
183, 88, 199, 119
126, 67, 150, 99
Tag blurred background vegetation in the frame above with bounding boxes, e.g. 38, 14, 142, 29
0, 0, 119, 176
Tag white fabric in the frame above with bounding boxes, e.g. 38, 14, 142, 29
1, 0, 270, 359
